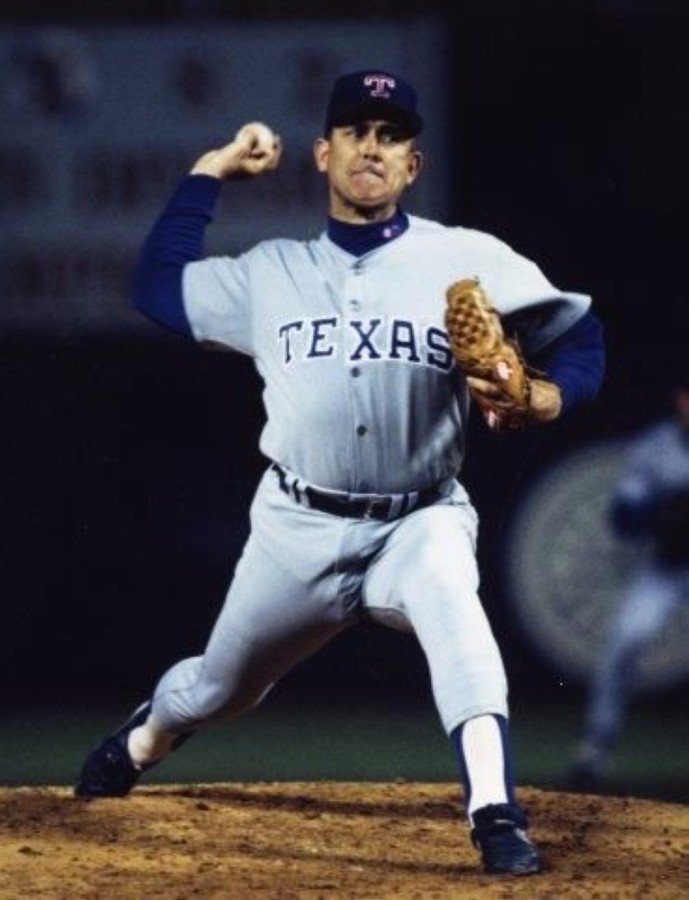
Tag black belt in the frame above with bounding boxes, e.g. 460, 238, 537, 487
271, 463, 441, 522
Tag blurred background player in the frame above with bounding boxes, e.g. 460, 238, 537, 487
568, 377, 689, 789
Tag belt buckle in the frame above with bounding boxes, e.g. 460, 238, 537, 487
364, 496, 391, 521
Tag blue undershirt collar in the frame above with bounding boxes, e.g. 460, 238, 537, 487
327, 209, 409, 257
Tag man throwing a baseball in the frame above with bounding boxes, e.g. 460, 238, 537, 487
75, 70, 605, 876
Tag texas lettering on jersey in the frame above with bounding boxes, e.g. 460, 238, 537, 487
277, 315, 453, 372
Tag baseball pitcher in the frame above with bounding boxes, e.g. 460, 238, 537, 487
75, 69, 605, 876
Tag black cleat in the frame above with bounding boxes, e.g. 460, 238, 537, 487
471, 802, 542, 875
74, 702, 152, 798
74, 701, 190, 798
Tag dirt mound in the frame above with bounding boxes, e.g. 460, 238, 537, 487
1, 782, 686, 898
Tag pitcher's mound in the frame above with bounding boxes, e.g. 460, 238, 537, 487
1, 782, 687, 898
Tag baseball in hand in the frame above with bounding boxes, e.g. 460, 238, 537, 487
235, 122, 277, 155
191, 121, 281, 179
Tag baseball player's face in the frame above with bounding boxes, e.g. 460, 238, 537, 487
314, 120, 423, 223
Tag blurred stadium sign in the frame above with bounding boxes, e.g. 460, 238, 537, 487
0, 21, 448, 337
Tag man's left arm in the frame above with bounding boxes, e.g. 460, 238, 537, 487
468, 238, 605, 426
532, 310, 606, 415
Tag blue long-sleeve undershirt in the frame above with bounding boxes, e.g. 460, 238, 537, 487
133, 174, 605, 412
534, 311, 605, 412
132, 174, 221, 337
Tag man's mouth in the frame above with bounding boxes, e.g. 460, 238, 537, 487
352, 166, 384, 181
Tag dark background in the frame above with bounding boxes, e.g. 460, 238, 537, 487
1, 1, 687, 793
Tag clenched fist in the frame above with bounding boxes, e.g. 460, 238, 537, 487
191, 122, 282, 180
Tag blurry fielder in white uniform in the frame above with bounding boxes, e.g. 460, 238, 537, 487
75, 69, 605, 875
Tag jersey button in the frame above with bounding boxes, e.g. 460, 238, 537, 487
351, 366, 361, 378
356, 424, 367, 436
349, 299, 361, 310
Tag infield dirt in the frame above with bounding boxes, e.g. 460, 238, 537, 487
0, 782, 686, 898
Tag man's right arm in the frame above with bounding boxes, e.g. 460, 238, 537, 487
132, 123, 282, 337
132, 175, 222, 336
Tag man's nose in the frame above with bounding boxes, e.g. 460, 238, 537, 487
358, 131, 381, 155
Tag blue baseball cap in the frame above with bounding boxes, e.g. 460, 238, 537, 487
324, 70, 424, 137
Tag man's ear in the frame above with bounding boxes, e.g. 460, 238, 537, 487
313, 137, 329, 173
407, 149, 423, 185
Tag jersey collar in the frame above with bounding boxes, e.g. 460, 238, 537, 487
327, 208, 409, 258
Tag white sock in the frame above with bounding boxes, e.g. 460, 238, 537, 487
461, 715, 509, 819
127, 715, 177, 769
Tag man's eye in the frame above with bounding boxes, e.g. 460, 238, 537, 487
379, 128, 403, 144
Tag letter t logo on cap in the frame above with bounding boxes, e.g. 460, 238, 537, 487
363, 74, 396, 98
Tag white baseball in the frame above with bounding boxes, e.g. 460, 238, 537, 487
235, 122, 276, 154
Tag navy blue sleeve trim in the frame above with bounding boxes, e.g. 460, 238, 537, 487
534, 311, 606, 413
132, 174, 222, 337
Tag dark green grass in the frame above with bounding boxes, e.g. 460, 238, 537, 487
1, 701, 686, 803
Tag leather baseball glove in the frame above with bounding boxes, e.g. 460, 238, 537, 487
445, 277, 551, 430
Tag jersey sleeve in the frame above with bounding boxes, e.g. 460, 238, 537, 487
182, 252, 254, 355
490, 240, 592, 354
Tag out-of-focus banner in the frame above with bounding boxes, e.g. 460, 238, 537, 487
0, 21, 449, 337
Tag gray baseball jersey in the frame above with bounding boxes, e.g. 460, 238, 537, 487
182, 216, 590, 493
